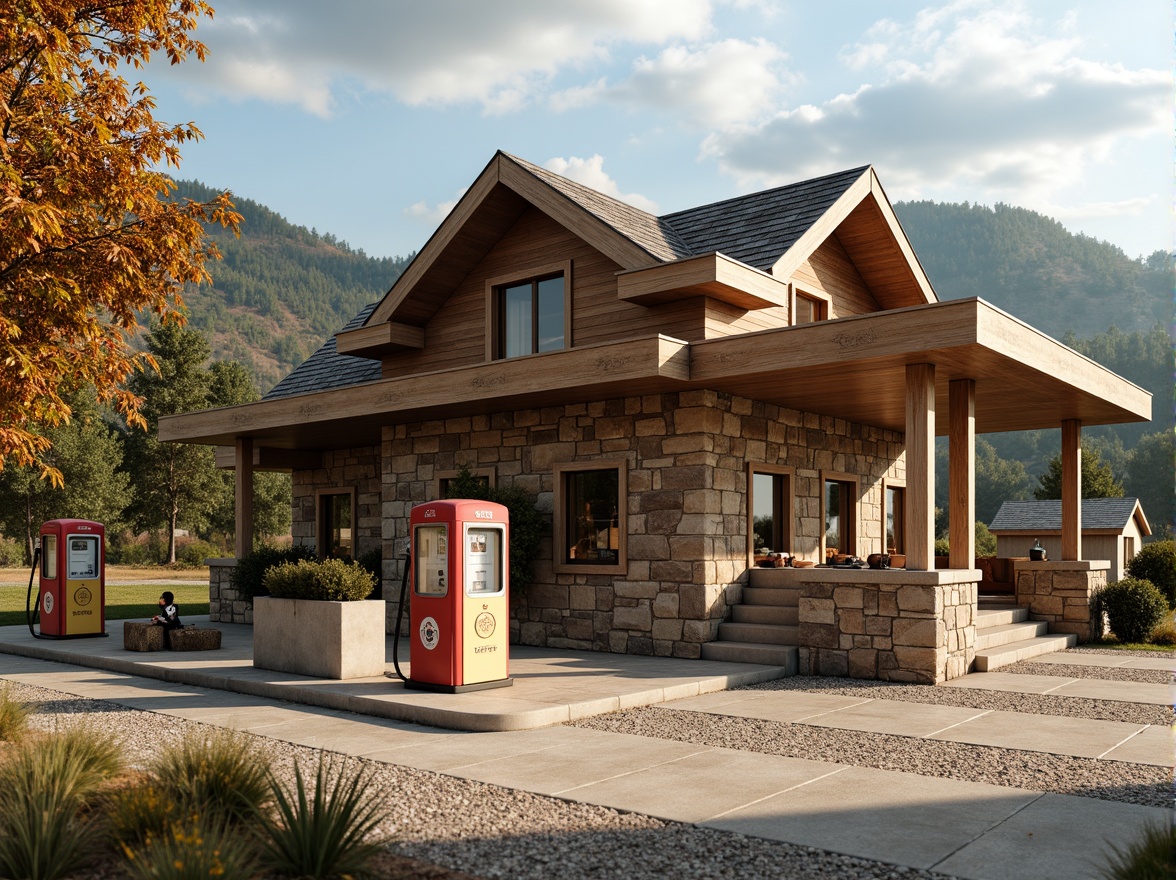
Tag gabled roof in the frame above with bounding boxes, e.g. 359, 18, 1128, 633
266, 303, 382, 400
989, 498, 1151, 535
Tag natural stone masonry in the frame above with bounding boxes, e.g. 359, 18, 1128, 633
1015, 561, 1108, 642
207, 557, 248, 625
292, 446, 382, 556
794, 568, 978, 684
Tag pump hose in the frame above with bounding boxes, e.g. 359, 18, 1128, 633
390, 550, 411, 682
25, 546, 43, 640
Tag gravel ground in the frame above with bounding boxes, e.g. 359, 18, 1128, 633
1068, 647, 1175, 660
573, 707, 1170, 808
740, 675, 1172, 726
3, 682, 961, 880
1001, 661, 1172, 684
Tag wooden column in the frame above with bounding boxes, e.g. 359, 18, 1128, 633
235, 436, 254, 559
949, 379, 975, 570
1061, 419, 1082, 560
905, 364, 936, 570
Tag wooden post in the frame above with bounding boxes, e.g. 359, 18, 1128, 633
1061, 419, 1082, 560
235, 436, 254, 559
905, 364, 936, 570
949, 379, 975, 570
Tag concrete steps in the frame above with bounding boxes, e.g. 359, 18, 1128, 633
702, 581, 799, 671
701, 640, 799, 671
974, 605, 1076, 671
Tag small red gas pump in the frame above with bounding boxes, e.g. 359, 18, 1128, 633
27, 519, 107, 639
400, 500, 511, 693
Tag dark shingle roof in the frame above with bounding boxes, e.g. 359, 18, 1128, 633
989, 498, 1143, 532
661, 166, 869, 271
264, 303, 382, 400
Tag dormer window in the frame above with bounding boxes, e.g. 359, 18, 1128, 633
490, 269, 567, 359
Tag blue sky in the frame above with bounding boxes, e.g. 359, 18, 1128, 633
145, 0, 1172, 262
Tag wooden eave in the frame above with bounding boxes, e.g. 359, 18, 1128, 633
990, 528, 1132, 537
212, 446, 323, 472
334, 321, 425, 359
772, 168, 937, 310
161, 299, 1149, 452
615, 252, 791, 310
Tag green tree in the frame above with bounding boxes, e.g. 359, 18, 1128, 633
0, 392, 131, 561
121, 322, 222, 563
1033, 447, 1124, 500
1124, 432, 1175, 537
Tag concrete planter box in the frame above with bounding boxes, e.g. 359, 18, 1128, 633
253, 596, 386, 679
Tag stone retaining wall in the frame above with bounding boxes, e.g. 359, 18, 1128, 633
796, 568, 978, 684
1015, 561, 1109, 642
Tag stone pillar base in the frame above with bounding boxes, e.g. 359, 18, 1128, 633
206, 557, 252, 625
1015, 561, 1108, 643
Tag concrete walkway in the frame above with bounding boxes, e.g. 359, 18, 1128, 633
0, 620, 1170, 880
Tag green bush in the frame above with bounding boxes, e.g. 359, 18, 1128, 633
0, 536, 26, 567
175, 539, 223, 568
152, 730, 272, 828
357, 546, 383, 598
231, 544, 317, 604
1126, 540, 1175, 607
0, 683, 34, 742
122, 816, 259, 880
1099, 821, 1175, 879
263, 557, 376, 601
1100, 578, 1168, 644
259, 753, 389, 880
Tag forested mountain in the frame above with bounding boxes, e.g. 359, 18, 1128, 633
170, 181, 411, 391
894, 201, 1170, 338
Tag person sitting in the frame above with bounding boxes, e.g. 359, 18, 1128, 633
150, 591, 183, 648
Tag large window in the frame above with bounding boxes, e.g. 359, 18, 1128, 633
885, 484, 905, 554
493, 273, 566, 359
821, 474, 858, 559
748, 465, 793, 561
553, 460, 627, 575
317, 489, 355, 558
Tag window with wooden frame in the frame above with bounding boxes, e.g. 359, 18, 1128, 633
487, 262, 571, 360
434, 468, 496, 500
820, 473, 858, 559
317, 489, 356, 558
885, 483, 906, 555
792, 283, 831, 325
553, 460, 627, 575
748, 464, 794, 561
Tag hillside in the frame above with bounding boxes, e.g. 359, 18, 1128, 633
172, 181, 411, 392
893, 201, 1170, 338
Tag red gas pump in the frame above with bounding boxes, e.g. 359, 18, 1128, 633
27, 520, 107, 639
401, 500, 511, 693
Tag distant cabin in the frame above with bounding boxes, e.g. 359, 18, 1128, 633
989, 498, 1151, 582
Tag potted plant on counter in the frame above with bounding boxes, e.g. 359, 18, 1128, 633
253, 558, 384, 680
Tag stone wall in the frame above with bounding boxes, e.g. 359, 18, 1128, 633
207, 557, 250, 624
378, 389, 904, 658
291, 446, 382, 557
796, 568, 978, 684
1015, 561, 1109, 642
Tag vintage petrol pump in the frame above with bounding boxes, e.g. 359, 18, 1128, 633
30, 519, 107, 639
404, 499, 511, 692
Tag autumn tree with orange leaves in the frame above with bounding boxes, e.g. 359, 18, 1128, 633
0, 0, 239, 486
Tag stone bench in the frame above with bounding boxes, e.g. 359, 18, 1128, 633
123, 622, 221, 652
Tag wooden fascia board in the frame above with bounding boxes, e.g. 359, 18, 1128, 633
368, 154, 503, 326
865, 170, 938, 304
770, 169, 873, 282
1132, 501, 1152, 536
990, 528, 1125, 536
335, 321, 425, 358
616, 252, 791, 309
160, 335, 690, 446
214, 446, 323, 471
497, 157, 658, 271
975, 301, 1152, 423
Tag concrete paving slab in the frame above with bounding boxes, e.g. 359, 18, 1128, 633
804, 700, 990, 737
706, 766, 1041, 870
1050, 678, 1173, 706
943, 672, 1076, 695
930, 711, 1152, 759
1033, 653, 1175, 671
1099, 725, 1174, 767
561, 748, 845, 824
670, 690, 870, 723
364, 725, 607, 772
934, 792, 1172, 880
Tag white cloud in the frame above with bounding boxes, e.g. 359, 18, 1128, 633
404, 189, 466, 226
701, 1, 1170, 206
175, 0, 713, 116
543, 155, 659, 213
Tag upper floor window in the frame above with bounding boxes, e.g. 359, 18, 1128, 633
792, 283, 830, 325
494, 273, 565, 359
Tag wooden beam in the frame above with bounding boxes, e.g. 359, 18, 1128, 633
949, 379, 975, 570
616, 253, 792, 310
235, 437, 254, 559
215, 446, 323, 471
335, 321, 425, 357
1062, 419, 1082, 560
905, 364, 936, 570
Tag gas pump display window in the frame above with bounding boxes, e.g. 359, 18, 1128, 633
414, 525, 449, 596
464, 527, 503, 595
41, 535, 57, 579
68, 537, 99, 579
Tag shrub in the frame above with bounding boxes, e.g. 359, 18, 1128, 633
106, 779, 185, 849
1126, 540, 1176, 607
0, 683, 34, 741
1099, 821, 1175, 879
357, 546, 383, 598
1100, 578, 1168, 644
232, 544, 317, 604
122, 816, 259, 880
152, 730, 272, 828
175, 538, 223, 568
0, 536, 25, 567
263, 558, 376, 602
259, 753, 389, 880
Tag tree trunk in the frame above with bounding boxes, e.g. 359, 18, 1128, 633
24, 491, 34, 566
167, 502, 178, 565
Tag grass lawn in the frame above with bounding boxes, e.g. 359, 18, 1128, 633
0, 582, 210, 628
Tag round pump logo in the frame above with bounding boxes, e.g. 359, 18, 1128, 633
419, 616, 439, 651
42, 592, 54, 614
474, 612, 496, 639
74, 587, 92, 606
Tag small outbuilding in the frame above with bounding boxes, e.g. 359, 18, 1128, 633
989, 498, 1151, 583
